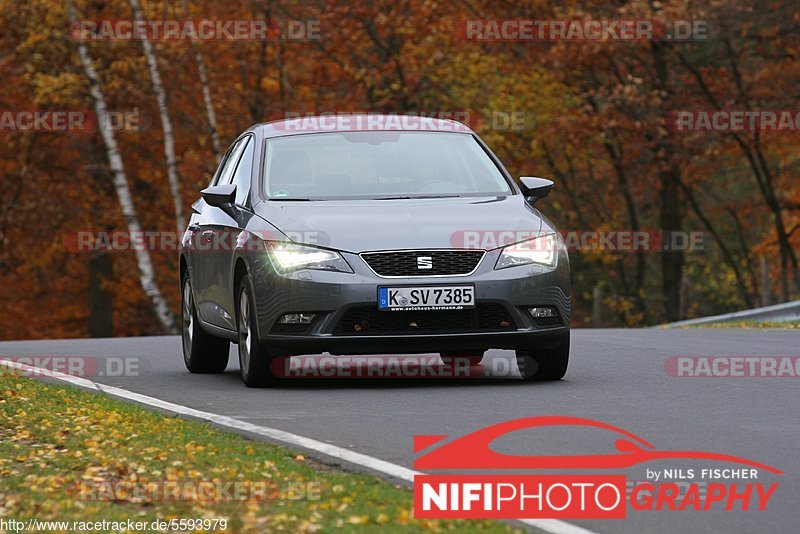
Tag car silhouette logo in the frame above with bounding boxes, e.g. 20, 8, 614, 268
417, 256, 433, 269
413, 416, 782, 473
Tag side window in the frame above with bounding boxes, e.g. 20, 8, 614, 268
214, 137, 247, 186
209, 146, 232, 186
230, 137, 254, 205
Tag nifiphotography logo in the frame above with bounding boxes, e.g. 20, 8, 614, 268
412, 417, 781, 519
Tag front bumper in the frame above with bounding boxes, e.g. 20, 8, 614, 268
246, 247, 570, 355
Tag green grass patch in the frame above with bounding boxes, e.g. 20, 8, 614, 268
0, 369, 517, 532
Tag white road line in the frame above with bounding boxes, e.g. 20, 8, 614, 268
0, 359, 599, 534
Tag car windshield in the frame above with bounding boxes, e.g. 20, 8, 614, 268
263, 131, 512, 200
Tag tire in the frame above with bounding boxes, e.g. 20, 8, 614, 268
515, 334, 569, 381
440, 352, 485, 367
181, 274, 229, 373
236, 273, 280, 387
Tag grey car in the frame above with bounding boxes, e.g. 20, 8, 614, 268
180, 115, 570, 387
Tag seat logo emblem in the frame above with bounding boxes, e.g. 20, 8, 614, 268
417, 256, 433, 269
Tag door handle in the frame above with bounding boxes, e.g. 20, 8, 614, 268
184, 224, 202, 249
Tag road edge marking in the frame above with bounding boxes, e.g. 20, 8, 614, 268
0, 358, 599, 534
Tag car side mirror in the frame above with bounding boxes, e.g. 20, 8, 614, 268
201, 183, 236, 207
519, 176, 553, 204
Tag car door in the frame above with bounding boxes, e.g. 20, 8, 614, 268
214, 135, 256, 325
189, 136, 249, 330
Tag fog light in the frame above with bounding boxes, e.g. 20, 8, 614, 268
528, 307, 556, 318
279, 313, 316, 324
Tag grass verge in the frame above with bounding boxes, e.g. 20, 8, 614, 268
0, 369, 517, 532
677, 320, 800, 329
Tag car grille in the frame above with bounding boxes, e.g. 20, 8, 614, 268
361, 250, 484, 277
333, 303, 516, 335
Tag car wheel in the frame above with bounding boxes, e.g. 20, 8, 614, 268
181, 275, 229, 373
440, 352, 484, 367
236, 273, 279, 387
515, 334, 569, 381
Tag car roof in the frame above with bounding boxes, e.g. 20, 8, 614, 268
247, 113, 475, 138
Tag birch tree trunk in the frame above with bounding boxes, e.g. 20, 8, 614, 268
69, 4, 177, 333
180, 0, 222, 163
191, 42, 222, 162
128, 0, 186, 235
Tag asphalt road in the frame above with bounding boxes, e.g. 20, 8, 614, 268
1, 329, 798, 534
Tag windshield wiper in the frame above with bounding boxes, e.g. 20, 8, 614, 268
374, 194, 463, 200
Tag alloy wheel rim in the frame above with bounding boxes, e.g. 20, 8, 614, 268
182, 279, 193, 355
238, 288, 251, 374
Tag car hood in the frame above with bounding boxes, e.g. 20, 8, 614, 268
253, 195, 545, 253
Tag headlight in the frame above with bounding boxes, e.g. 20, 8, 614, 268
495, 234, 558, 270
265, 242, 353, 274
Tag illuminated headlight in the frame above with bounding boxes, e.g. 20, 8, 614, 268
495, 234, 558, 270
265, 242, 353, 274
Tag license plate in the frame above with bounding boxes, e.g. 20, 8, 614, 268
378, 285, 475, 311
